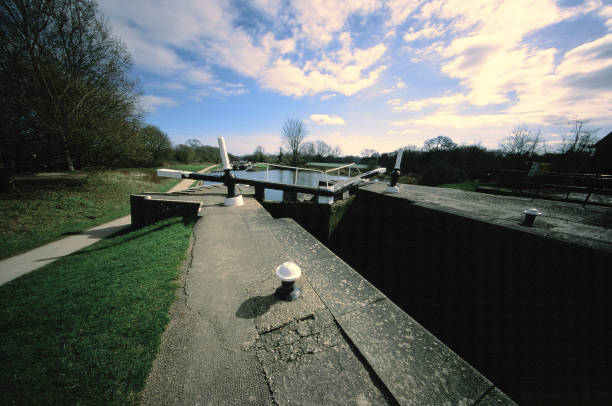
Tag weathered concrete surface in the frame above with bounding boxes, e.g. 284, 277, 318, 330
361, 182, 611, 252
140, 185, 514, 405
337, 299, 494, 406
140, 187, 394, 405
330, 182, 610, 405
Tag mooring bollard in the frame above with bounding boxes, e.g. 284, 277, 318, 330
275, 262, 301, 301
386, 148, 403, 193
522, 208, 541, 226
217, 136, 244, 207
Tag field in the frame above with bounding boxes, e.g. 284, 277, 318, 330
0, 165, 207, 259
0, 217, 195, 405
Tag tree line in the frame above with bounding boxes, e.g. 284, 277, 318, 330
1, 0, 143, 181
359, 121, 607, 186
0, 0, 228, 189
275, 118, 608, 186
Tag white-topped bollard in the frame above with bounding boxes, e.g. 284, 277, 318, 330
275, 262, 302, 301
386, 148, 404, 193
522, 208, 542, 226
217, 136, 244, 207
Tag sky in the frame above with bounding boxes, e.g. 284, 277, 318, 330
98, 0, 612, 157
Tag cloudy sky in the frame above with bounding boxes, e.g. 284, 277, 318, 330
99, 0, 612, 156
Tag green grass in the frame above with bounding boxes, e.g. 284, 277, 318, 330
0, 217, 195, 405
437, 180, 481, 191
0, 168, 188, 260
377, 173, 419, 184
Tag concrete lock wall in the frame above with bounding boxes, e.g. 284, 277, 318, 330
130, 195, 202, 228
262, 196, 355, 244
324, 189, 611, 405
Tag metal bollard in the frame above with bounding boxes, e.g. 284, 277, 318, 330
275, 262, 302, 301
522, 208, 541, 226
217, 136, 244, 207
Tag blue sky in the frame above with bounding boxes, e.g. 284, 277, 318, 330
99, 0, 612, 156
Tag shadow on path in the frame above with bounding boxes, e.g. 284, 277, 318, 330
235, 293, 279, 319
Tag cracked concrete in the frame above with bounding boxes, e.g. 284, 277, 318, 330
138, 186, 515, 405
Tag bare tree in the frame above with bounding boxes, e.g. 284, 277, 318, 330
500, 125, 541, 156
300, 141, 316, 156
559, 119, 600, 154
360, 148, 378, 157
1, 0, 139, 176
281, 118, 308, 166
315, 140, 331, 158
330, 144, 342, 157
423, 135, 456, 151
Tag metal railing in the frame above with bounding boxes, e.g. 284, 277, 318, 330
263, 162, 361, 187
264, 163, 326, 185
323, 162, 361, 181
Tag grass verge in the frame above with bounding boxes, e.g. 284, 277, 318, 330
0, 217, 195, 405
0, 166, 209, 260
437, 180, 481, 191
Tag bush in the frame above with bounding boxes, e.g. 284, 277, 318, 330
420, 162, 467, 186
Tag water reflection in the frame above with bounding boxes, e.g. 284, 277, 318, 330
205, 169, 347, 201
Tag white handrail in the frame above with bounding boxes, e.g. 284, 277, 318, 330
260, 162, 360, 187
265, 163, 328, 186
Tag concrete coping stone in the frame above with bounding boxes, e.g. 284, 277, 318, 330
139, 186, 516, 405
360, 182, 612, 253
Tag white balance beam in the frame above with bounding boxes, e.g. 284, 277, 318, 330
157, 169, 191, 179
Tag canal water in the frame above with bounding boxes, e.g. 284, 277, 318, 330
206, 169, 348, 201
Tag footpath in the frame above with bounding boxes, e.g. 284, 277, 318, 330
138, 185, 514, 405
0, 165, 216, 285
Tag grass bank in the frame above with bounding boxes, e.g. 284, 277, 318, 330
166, 163, 219, 172
0, 165, 207, 260
437, 180, 481, 191
0, 217, 195, 405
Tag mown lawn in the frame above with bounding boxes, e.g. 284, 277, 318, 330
0, 217, 195, 405
0, 165, 208, 259
437, 180, 481, 191
166, 163, 219, 172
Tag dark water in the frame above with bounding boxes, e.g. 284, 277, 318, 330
206, 169, 347, 201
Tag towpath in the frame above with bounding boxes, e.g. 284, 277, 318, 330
138, 185, 512, 405
0, 165, 216, 285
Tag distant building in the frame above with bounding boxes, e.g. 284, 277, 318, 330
593, 131, 612, 173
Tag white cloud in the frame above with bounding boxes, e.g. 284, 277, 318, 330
392, 93, 466, 111
185, 69, 215, 85
320, 93, 337, 100
252, 0, 283, 16
291, 0, 382, 47
209, 83, 249, 97
140, 95, 178, 113
259, 39, 387, 97
310, 114, 345, 125
100, 0, 388, 100
403, 22, 444, 42
386, 128, 419, 135
386, 0, 423, 26
392, 0, 612, 127
601, 5, 612, 28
